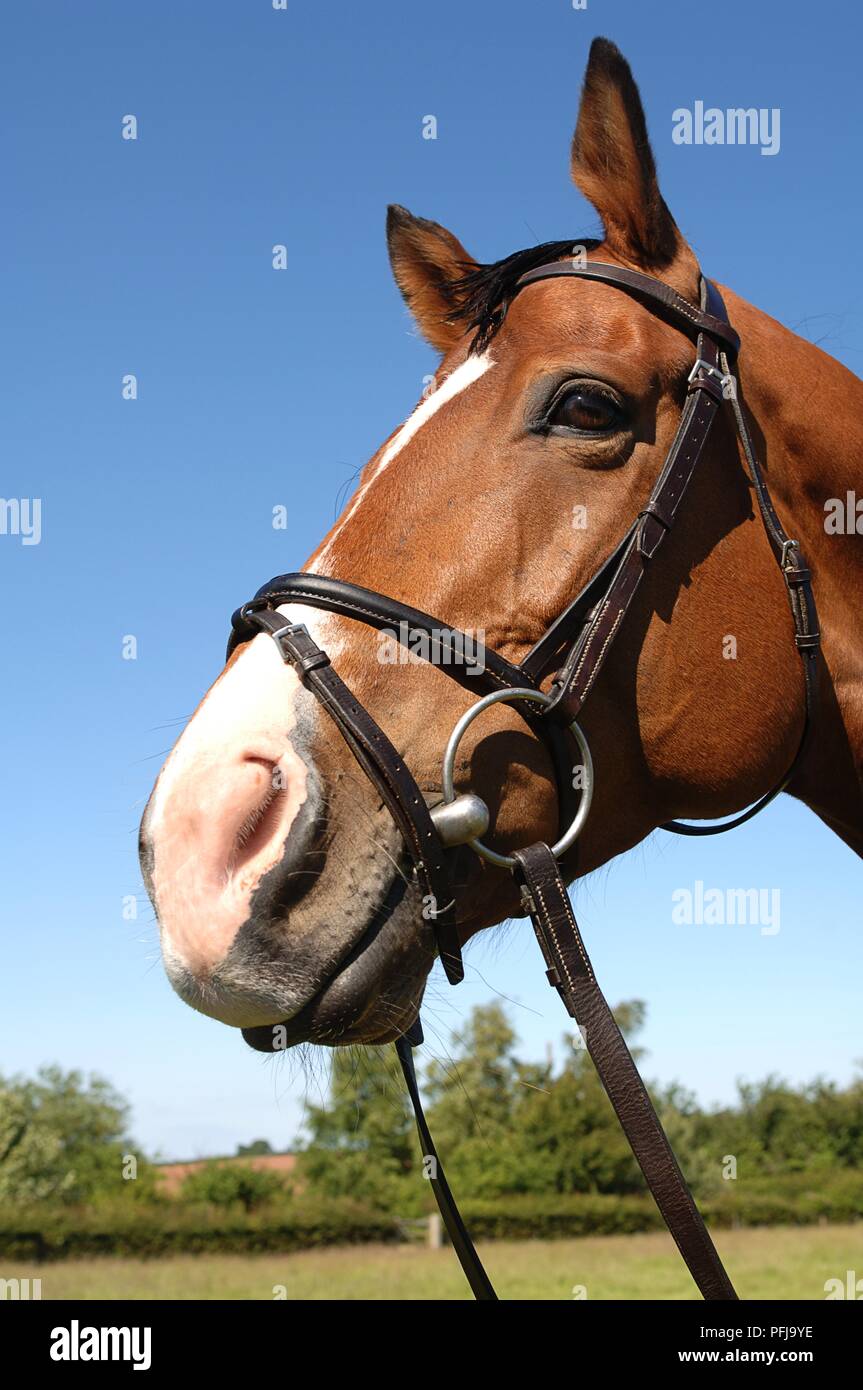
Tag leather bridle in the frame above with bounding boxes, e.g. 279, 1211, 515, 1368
228, 259, 821, 1301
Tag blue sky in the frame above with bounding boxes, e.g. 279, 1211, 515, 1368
1, 1, 861, 1160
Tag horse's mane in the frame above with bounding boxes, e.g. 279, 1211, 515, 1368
449, 238, 603, 352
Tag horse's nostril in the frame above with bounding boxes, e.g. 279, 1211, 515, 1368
230, 779, 287, 872
146, 735, 319, 979
225, 754, 309, 878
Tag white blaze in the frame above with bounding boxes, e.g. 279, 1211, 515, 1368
312, 352, 494, 574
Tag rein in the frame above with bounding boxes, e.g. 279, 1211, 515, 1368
228, 260, 820, 1301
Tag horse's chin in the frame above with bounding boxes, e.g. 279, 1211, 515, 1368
241, 962, 423, 1051
236, 880, 435, 1051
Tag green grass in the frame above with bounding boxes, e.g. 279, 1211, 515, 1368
11, 1224, 861, 1300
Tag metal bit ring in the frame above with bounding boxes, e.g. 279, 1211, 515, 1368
440, 687, 594, 869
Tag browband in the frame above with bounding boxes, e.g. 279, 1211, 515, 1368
515, 260, 741, 357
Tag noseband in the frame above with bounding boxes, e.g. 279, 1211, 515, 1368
227, 260, 820, 1301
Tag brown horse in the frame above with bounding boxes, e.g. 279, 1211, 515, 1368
140, 38, 862, 1051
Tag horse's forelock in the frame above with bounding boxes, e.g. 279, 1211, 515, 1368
449, 238, 602, 352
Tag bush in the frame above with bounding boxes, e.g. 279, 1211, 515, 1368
179, 1163, 286, 1212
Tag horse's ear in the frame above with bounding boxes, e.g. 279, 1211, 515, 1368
386, 205, 477, 353
571, 38, 698, 281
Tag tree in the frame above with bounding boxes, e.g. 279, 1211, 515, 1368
419, 1004, 533, 1195
181, 1163, 284, 1211
236, 1139, 274, 1157
295, 1045, 416, 1209
419, 1001, 657, 1197
291, 1007, 863, 1213
0, 1066, 154, 1205
512, 1006, 647, 1196
423, 1004, 521, 1140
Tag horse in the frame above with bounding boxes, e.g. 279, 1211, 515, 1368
139, 38, 862, 1297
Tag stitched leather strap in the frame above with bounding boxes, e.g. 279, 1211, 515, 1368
515, 260, 741, 355
512, 841, 738, 1301
229, 574, 527, 697
661, 340, 820, 833
537, 290, 728, 722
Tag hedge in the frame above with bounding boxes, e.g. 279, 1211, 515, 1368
0, 1198, 399, 1262
458, 1173, 863, 1240
1, 1171, 860, 1259
704, 1170, 863, 1229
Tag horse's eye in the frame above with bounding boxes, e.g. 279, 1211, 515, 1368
548, 386, 623, 433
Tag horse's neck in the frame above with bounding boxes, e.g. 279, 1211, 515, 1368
734, 290, 863, 851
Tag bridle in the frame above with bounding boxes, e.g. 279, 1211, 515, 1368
228, 259, 821, 1301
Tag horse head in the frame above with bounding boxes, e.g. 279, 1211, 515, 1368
140, 39, 862, 1046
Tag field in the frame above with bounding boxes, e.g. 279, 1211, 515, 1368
14, 1223, 861, 1300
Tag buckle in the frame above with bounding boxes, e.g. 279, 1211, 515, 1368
780, 538, 799, 570
687, 358, 737, 400
272, 622, 331, 673
242, 611, 331, 674
268, 619, 306, 645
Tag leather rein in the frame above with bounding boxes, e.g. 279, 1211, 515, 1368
228, 260, 821, 1301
